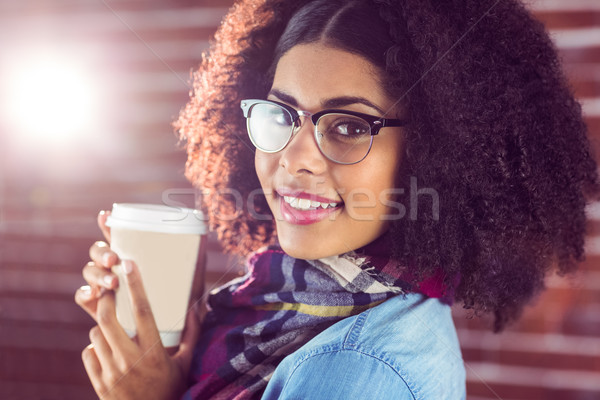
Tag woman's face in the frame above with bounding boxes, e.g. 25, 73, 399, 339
255, 43, 404, 259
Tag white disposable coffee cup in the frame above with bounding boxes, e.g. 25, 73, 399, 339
106, 203, 207, 347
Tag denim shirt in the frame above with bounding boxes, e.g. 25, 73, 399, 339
262, 293, 466, 399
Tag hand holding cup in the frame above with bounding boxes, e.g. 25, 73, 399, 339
75, 205, 207, 399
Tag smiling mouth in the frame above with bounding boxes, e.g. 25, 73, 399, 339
282, 195, 342, 211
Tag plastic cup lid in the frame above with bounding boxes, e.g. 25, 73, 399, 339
106, 203, 208, 235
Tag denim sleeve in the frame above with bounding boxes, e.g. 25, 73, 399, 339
262, 294, 465, 399
262, 348, 415, 400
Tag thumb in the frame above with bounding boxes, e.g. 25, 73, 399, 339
97, 210, 112, 243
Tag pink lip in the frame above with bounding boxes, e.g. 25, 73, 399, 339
278, 196, 342, 225
275, 188, 341, 204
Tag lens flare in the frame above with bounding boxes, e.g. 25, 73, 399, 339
1, 50, 100, 147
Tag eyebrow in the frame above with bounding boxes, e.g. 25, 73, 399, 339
268, 89, 386, 115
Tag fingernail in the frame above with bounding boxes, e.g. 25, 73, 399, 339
96, 287, 107, 299
103, 275, 115, 288
99, 210, 106, 216
102, 252, 113, 267
123, 260, 133, 275
80, 285, 92, 298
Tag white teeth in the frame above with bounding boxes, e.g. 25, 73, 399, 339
298, 198, 311, 209
283, 195, 340, 210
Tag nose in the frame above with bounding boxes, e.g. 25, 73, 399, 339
279, 116, 327, 176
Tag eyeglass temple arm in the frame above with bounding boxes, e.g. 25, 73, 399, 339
372, 118, 407, 133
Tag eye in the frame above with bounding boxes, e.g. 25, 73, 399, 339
270, 111, 292, 126
253, 103, 293, 127
323, 116, 370, 138
271, 110, 292, 126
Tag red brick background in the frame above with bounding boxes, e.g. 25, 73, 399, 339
0, 1, 599, 399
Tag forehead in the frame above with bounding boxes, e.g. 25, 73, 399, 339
270, 43, 393, 111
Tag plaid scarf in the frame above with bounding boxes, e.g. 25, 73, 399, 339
182, 237, 451, 400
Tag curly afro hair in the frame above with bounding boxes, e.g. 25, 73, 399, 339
176, 0, 599, 331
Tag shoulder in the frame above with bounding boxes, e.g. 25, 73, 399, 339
262, 294, 466, 400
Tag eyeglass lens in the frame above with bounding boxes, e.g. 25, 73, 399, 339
247, 102, 373, 164
247, 102, 294, 152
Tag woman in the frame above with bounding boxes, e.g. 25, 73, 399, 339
75, 0, 599, 399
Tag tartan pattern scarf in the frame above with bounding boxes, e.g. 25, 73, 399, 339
182, 240, 450, 400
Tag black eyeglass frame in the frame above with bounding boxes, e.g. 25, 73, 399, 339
240, 98, 407, 164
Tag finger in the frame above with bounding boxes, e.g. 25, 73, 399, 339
121, 260, 161, 349
194, 299, 208, 321
98, 210, 112, 243
89, 325, 118, 372
82, 344, 107, 396
75, 285, 100, 318
83, 260, 118, 290
174, 302, 203, 366
96, 290, 136, 358
90, 241, 119, 270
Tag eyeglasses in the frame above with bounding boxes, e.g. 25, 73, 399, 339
240, 99, 407, 165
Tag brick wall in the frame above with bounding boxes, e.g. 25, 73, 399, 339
0, 1, 598, 399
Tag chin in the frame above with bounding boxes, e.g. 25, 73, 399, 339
278, 241, 317, 260
276, 231, 354, 260
276, 235, 325, 260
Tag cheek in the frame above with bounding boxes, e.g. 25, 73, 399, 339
254, 152, 267, 183
255, 151, 278, 189
340, 146, 402, 216
343, 155, 400, 197
375, 135, 404, 189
